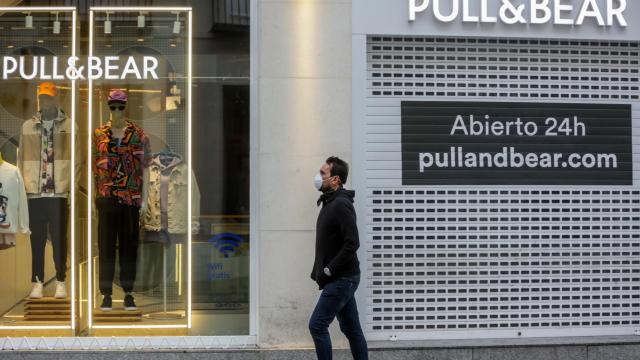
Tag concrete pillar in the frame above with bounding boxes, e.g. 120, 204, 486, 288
256, 0, 353, 348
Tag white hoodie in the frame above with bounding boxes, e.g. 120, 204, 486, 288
0, 161, 30, 235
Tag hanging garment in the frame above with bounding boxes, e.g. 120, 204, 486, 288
140, 152, 200, 240
0, 162, 30, 236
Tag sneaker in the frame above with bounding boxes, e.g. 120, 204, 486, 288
29, 280, 43, 299
100, 295, 112, 311
123, 293, 137, 311
54, 281, 67, 299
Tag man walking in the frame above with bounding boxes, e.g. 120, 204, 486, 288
309, 156, 368, 360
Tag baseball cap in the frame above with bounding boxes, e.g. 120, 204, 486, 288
37, 82, 57, 97
107, 89, 128, 104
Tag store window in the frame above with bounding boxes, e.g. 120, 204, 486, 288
0, 1, 250, 338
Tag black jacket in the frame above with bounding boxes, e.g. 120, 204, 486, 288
310, 188, 361, 290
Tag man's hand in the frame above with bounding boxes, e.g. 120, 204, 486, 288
323, 267, 332, 277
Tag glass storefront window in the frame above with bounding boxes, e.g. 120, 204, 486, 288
0, 1, 250, 338
85, 8, 192, 335
0, 8, 77, 336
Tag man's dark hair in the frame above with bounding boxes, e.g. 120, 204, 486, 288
326, 156, 349, 185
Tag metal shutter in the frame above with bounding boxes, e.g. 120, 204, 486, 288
363, 35, 640, 340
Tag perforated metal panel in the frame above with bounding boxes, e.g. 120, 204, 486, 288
363, 35, 640, 339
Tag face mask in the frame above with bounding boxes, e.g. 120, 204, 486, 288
314, 173, 324, 191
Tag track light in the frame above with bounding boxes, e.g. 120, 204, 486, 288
137, 13, 145, 28
25, 13, 33, 28
53, 13, 60, 34
104, 12, 112, 34
173, 12, 181, 34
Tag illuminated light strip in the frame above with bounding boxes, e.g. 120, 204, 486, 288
93, 325, 188, 329
88, 7, 192, 11
87, 7, 193, 331
0, 7, 76, 11
70, 8, 77, 334
187, 9, 193, 330
78, 260, 83, 320
0, 326, 71, 330
87, 9, 94, 330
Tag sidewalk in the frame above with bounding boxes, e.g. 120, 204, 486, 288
2, 336, 639, 360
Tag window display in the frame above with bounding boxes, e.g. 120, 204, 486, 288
0, 1, 250, 340
0, 8, 77, 335
86, 8, 192, 333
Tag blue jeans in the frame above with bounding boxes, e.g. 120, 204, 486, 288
309, 274, 368, 360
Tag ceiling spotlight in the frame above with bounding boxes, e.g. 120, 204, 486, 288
173, 12, 181, 34
104, 13, 112, 34
7, 44, 14, 49
37, 39, 44, 43
53, 13, 60, 34
25, 13, 33, 29
137, 13, 145, 28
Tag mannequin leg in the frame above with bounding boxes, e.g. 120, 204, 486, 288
118, 204, 139, 293
49, 198, 69, 282
97, 199, 117, 296
28, 198, 48, 283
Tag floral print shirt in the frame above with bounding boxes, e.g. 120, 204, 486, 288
40, 120, 55, 194
93, 121, 151, 207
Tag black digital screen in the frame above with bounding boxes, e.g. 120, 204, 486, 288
401, 101, 632, 185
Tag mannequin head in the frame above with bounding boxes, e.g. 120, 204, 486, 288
39, 94, 57, 110
109, 101, 127, 122
107, 89, 128, 125
37, 82, 58, 119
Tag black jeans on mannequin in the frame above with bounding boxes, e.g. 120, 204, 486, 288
96, 197, 140, 295
29, 197, 68, 283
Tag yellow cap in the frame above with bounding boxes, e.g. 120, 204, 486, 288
37, 82, 57, 97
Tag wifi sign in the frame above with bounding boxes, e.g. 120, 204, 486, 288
208, 233, 245, 258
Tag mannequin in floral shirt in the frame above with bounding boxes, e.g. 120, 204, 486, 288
93, 89, 151, 312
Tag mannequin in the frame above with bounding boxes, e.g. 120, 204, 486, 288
93, 89, 151, 312
17, 82, 72, 300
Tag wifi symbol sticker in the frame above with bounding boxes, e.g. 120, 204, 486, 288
208, 233, 245, 258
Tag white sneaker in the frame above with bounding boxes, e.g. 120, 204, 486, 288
29, 281, 43, 299
54, 281, 67, 299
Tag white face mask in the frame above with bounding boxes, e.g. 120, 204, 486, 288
314, 173, 324, 191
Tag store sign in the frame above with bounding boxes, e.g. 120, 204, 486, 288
409, 0, 628, 27
1, 56, 159, 80
401, 101, 632, 185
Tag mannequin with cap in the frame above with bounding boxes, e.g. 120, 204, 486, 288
93, 89, 151, 312
19, 82, 72, 300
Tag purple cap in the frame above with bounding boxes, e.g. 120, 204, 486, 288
107, 89, 128, 104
